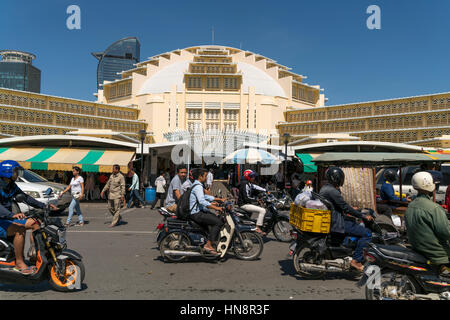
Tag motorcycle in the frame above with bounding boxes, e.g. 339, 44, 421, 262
289, 194, 401, 279
234, 193, 293, 242
357, 242, 450, 300
157, 201, 264, 262
273, 190, 293, 211
0, 188, 85, 291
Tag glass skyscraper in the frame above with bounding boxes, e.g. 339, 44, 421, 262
92, 37, 140, 90
0, 50, 41, 93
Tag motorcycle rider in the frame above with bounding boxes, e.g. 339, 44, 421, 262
0, 160, 58, 274
238, 169, 267, 236
319, 167, 374, 272
189, 168, 225, 255
405, 171, 450, 272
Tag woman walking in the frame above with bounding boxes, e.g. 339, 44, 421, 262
59, 166, 85, 227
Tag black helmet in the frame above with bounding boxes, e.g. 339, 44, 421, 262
326, 167, 345, 187
383, 169, 397, 183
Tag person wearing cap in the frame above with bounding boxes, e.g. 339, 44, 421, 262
238, 169, 267, 235
405, 171, 450, 269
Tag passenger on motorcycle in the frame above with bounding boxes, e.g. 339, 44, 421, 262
189, 168, 226, 255
380, 169, 410, 204
0, 160, 58, 275
319, 167, 374, 272
238, 169, 267, 236
405, 171, 450, 272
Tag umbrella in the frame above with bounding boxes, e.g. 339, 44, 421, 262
222, 148, 280, 164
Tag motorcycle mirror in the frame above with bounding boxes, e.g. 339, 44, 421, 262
44, 188, 53, 196
15, 193, 27, 203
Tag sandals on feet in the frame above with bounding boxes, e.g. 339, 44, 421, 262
13, 266, 36, 275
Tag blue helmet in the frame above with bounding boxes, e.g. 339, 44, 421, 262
0, 160, 23, 179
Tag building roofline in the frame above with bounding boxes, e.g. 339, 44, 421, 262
286, 91, 450, 112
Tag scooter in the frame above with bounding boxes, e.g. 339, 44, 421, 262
157, 201, 264, 262
234, 193, 293, 242
0, 189, 85, 291
358, 242, 450, 300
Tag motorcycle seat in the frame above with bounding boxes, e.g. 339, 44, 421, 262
377, 244, 428, 264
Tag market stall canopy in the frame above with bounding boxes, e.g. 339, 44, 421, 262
296, 153, 321, 173
221, 148, 280, 164
312, 152, 450, 166
0, 147, 135, 173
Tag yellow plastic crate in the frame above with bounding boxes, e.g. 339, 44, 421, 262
289, 203, 331, 234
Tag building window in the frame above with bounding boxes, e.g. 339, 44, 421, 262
206, 77, 220, 89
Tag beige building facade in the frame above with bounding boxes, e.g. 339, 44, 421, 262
278, 92, 450, 146
96, 45, 326, 143
0, 87, 147, 141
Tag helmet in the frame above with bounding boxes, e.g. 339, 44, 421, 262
306, 180, 313, 185
243, 169, 257, 181
411, 171, 435, 192
0, 160, 23, 179
383, 169, 398, 183
326, 167, 345, 187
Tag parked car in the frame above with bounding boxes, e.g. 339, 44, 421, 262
13, 170, 71, 213
376, 164, 450, 204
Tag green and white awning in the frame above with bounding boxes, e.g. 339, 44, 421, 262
296, 153, 320, 173
0, 147, 135, 172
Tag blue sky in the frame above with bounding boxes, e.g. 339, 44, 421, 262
1, 0, 449, 105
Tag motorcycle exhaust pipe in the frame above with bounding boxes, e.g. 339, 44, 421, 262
299, 263, 344, 273
163, 250, 202, 257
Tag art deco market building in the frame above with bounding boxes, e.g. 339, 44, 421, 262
95, 45, 326, 143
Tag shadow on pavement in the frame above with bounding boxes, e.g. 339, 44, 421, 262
278, 259, 362, 281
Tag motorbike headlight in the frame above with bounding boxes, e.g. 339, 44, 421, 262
57, 229, 66, 244
24, 191, 41, 199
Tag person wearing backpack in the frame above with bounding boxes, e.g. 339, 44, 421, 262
188, 168, 226, 255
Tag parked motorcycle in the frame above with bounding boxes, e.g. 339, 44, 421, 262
157, 201, 264, 262
234, 193, 293, 242
289, 195, 401, 279
273, 190, 293, 211
357, 242, 450, 300
0, 189, 85, 291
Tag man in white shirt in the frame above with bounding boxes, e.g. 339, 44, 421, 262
127, 168, 146, 208
151, 171, 166, 209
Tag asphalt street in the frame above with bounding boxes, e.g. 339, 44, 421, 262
0, 202, 366, 300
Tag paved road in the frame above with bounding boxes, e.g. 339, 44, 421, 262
0, 203, 366, 300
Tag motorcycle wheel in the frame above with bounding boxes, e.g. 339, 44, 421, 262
48, 259, 85, 292
293, 244, 326, 280
272, 219, 294, 242
232, 231, 263, 261
365, 270, 422, 300
159, 232, 191, 263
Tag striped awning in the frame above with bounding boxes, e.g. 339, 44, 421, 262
0, 147, 135, 173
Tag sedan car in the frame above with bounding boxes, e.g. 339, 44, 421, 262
15, 170, 72, 213
13, 181, 60, 214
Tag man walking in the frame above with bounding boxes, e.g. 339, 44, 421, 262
101, 165, 126, 228
127, 168, 146, 208
151, 171, 166, 209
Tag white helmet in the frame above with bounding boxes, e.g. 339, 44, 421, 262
411, 171, 435, 192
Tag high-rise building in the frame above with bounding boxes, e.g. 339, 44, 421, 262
0, 50, 41, 93
92, 37, 140, 90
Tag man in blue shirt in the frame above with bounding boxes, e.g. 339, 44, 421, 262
380, 169, 410, 204
189, 168, 225, 255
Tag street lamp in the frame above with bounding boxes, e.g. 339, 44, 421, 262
283, 132, 290, 189
138, 129, 147, 196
